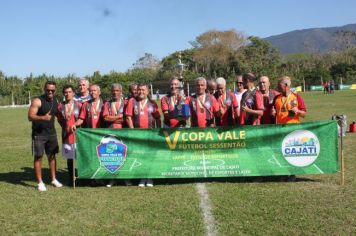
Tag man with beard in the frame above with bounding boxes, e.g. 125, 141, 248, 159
28, 81, 63, 191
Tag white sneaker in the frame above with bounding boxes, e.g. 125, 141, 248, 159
124, 180, 132, 186
138, 179, 146, 187
106, 180, 116, 188
37, 182, 47, 192
51, 179, 63, 188
146, 179, 154, 187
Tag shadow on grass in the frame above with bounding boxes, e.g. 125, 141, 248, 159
97, 176, 318, 187
152, 176, 318, 186
0, 167, 68, 187
0, 167, 318, 188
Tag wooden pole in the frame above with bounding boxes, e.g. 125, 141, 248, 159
73, 156, 76, 189
73, 132, 76, 189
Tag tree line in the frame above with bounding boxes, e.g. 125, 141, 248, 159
1, 29, 355, 105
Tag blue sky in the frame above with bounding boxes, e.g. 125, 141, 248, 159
1, 0, 355, 78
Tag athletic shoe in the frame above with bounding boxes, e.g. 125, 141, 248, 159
138, 179, 146, 187
124, 180, 132, 186
106, 180, 116, 188
37, 182, 47, 192
146, 179, 154, 187
51, 179, 63, 188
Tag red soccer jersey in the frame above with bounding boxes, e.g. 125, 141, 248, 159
125, 97, 160, 128
239, 88, 264, 125
103, 100, 125, 129
161, 95, 189, 127
215, 90, 238, 126
188, 93, 220, 128
57, 101, 81, 144
79, 100, 104, 128
261, 89, 279, 124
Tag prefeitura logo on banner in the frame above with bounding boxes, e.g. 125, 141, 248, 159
281, 130, 320, 167
96, 135, 128, 173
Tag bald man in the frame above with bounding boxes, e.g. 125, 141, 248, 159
258, 76, 279, 124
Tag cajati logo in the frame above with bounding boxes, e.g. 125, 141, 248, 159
281, 130, 320, 167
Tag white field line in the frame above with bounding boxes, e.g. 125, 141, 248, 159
129, 158, 140, 171
196, 183, 217, 236
313, 164, 324, 174
91, 166, 102, 179
272, 154, 282, 167
0, 104, 29, 109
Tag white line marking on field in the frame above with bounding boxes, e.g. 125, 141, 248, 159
129, 158, 139, 171
196, 183, 217, 236
91, 166, 102, 178
313, 164, 324, 174
272, 154, 282, 167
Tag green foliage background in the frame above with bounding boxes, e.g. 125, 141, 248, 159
1, 30, 356, 105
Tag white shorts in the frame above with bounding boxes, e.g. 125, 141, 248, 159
61, 143, 76, 159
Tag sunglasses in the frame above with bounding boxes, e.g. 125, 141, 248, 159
46, 89, 56, 93
236, 82, 243, 85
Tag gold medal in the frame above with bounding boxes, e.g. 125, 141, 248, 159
139, 98, 148, 115
65, 101, 74, 120
92, 100, 100, 119
197, 94, 206, 113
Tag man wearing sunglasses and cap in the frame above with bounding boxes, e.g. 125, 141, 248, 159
28, 81, 63, 191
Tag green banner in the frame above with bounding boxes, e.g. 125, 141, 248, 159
76, 121, 339, 179
339, 84, 352, 90
310, 85, 323, 91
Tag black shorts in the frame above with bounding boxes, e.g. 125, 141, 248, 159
32, 135, 59, 157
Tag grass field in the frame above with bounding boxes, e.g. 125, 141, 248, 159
0, 90, 355, 235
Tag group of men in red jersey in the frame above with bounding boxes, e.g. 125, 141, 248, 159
29, 73, 307, 191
